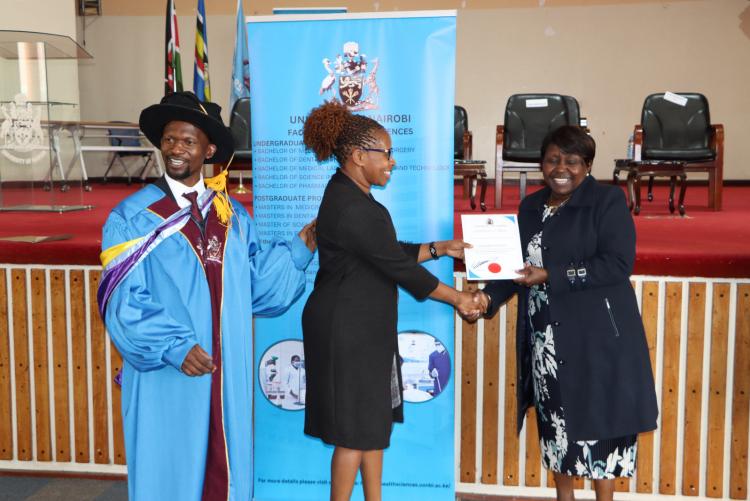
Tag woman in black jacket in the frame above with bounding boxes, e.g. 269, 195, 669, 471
479, 126, 658, 501
301, 101, 484, 501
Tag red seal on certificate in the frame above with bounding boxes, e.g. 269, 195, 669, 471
488, 262, 502, 273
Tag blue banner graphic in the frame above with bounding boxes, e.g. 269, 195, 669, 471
249, 12, 456, 501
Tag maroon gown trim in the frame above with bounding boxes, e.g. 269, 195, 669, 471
148, 196, 231, 501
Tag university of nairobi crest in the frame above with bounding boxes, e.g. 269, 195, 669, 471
0, 93, 46, 165
195, 235, 224, 264
319, 41, 379, 111
205, 235, 224, 263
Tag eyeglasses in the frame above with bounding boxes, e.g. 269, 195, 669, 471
361, 147, 393, 160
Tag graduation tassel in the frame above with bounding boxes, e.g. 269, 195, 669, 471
204, 154, 235, 225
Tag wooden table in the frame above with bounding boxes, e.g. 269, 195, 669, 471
455, 160, 488, 211
614, 159, 687, 216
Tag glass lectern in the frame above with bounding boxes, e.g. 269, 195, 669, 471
0, 30, 92, 212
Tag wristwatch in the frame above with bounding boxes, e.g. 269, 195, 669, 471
428, 242, 439, 260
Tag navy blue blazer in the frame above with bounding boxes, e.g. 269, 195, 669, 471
483, 176, 658, 441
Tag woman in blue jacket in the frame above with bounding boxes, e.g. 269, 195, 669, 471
479, 126, 658, 501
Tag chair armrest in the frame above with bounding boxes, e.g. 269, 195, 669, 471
463, 130, 472, 160
633, 125, 643, 145
711, 123, 724, 186
710, 124, 724, 158
633, 124, 643, 161
495, 124, 505, 166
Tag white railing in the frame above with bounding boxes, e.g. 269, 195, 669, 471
455, 275, 750, 501
1, 264, 748, 501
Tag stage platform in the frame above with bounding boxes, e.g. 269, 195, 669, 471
0, 179, 747, 501
0, 180, 748, 277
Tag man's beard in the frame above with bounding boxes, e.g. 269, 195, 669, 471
170, 168, 192, 180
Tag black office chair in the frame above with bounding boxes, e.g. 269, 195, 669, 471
229, 98, 251, 163
563, 95, 582, 128
494, 94, 580, 207
223, 98, 252, 192
454, 105, 487, 210
103, 122, 156, 184
454, 105, 470, 161
633, 93, 723, 210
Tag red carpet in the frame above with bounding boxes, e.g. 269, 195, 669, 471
0, 180, 748, 277
0, 184, 253, 266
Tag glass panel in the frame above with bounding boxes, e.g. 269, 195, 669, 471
0, 31, 92, 212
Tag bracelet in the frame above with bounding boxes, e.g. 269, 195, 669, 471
428, 242, 439, 260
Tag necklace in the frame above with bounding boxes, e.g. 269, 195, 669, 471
547, 194, 571, 208
543, 196, 570, 219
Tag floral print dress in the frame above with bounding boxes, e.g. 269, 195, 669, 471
526, 204, 637, 479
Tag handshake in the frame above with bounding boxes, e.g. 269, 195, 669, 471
454, 289, 489, 323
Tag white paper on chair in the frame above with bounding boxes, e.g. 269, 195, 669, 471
461, 214, 524, 281
525, 98, 548, 108
663, 92, 688, 107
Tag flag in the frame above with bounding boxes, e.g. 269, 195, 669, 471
193, 0, 211, 101
229, 0, 250, 112
165, 0, 183, 95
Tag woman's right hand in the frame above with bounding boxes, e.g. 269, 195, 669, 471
428, 283, 488, 321
440, 240, 472, 260
513, 263, 548, 287
455, 290, 489, 321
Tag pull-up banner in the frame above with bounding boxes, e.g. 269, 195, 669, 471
249, 11, 456, 501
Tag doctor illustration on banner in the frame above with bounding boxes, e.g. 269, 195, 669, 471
428, 340, 451, 397
261, 356, 279, 394
284, 354, 306, 406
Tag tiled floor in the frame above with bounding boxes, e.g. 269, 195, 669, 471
0, 475, 127, 501
0, 474, 553, 501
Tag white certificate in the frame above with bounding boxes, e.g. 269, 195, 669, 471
461, 214, 524, 281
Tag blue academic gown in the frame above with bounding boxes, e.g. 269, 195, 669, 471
427, 350, 451, 396
102, 183, 311, 500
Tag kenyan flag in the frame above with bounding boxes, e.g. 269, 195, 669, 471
165, 0, 183, 95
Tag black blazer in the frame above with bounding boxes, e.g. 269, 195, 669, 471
484, 176, 658, 441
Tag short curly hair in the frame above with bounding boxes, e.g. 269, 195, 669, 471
540, 125, 596, 165
303, 101, 385, 165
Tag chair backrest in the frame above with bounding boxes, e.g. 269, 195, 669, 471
641, 93, 714, 160
454, 105, 469, 160
502, 93, 571, 161
229, 98, 251, 150
562, 95, 581, 127
107, 121, 142, 148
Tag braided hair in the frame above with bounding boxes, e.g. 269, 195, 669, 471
303, 101, 385, 166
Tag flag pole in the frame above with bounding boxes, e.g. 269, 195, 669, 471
234, 172, 249, 194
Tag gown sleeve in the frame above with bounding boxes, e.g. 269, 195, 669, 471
102, 211, 199, 372
244, 213, 313, 317
338, 204, 439, 300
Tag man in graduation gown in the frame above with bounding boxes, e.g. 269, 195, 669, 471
98, 91, 316, 500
